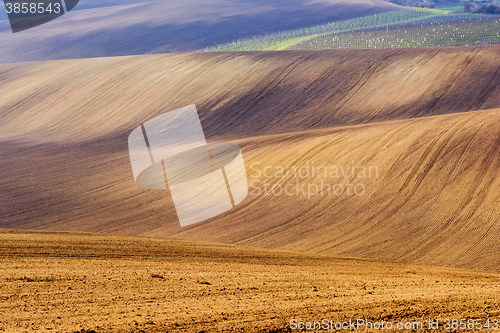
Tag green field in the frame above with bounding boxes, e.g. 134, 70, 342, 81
435, 6, 464, 11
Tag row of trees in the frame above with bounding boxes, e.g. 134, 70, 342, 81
462, 1, 500, 14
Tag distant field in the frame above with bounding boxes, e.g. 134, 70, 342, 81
289, 15, 500, 50
208, 8, 441, 51
208, 8, 500, 52
0, 0, 400, 63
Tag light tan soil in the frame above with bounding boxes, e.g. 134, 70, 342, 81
1, 230, 498, 332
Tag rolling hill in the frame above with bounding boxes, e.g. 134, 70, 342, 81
2, 47, 500, 139
1, 46, 500, 272
0, 0, 400, 63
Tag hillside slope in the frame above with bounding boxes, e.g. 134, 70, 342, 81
1, 47, 500, 271
1, 108, 499, 271
0, 0, 400, 63
2, 47, 500, 142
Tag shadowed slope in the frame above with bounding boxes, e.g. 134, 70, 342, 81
0, 0, 400, 63
2, 47, 500, 142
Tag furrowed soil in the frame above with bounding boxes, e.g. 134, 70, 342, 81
1, 47, 500, 331
0, 230, 499, 332
1, 47, 500, 271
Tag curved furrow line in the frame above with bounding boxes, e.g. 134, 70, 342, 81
321, 115, 466, 251
395, 118, 490, 262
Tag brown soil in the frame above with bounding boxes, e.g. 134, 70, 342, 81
0, 48, 500, 272
1, 230, 499, 332
2, 47, 500, 141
